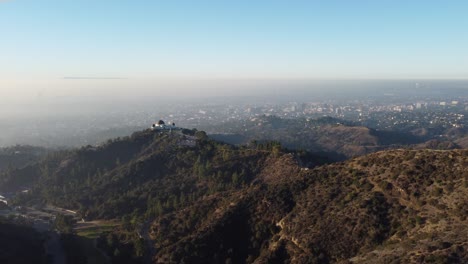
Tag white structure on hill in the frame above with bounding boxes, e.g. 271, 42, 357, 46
150, 120, 181, 131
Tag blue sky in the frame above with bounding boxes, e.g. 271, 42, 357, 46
1, 0, 468, 89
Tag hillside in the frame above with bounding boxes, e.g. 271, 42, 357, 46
0, 218, 48, 264
208, 116, 426, 160
1, 129, 467, 263
1, 130, 327, 220
144, 149, 468, 263
0, 145, 48, 172
455, 136, 468, 148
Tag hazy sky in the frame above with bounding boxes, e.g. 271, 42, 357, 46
1, 0, 468, 100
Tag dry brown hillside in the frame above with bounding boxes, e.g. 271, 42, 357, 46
148, 149, 468, 263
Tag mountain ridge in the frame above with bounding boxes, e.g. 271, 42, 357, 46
0, 129, 467, 263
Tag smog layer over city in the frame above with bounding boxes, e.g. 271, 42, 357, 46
1, 1, 468, 264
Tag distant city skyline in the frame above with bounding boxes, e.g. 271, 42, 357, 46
1, 1, 468, 100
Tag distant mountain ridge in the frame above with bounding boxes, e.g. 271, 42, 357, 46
209, 116, 426, 160
209, 115, 467, 160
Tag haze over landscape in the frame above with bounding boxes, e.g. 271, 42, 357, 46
1, 1, 468, 264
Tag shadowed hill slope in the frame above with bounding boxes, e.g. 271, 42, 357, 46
0, 145, 48, 172
0, 218, 48, 264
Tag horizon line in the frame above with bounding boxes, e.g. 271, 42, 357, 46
63, 77, 128, 80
